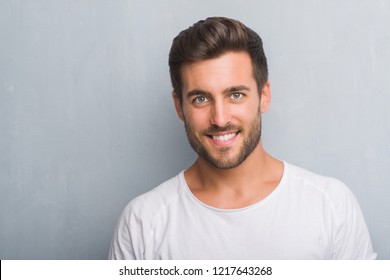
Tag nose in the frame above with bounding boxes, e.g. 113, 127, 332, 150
210, 100, 231, 127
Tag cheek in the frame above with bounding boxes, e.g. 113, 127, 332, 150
233, 102, 259, 121
184, 107, 210, 127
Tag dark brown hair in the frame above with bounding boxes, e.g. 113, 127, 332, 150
169, 17, 268, 103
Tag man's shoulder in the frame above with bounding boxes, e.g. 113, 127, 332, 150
285, 162, 353, 199
284, 162, 362, 222
121, 171, 185, 218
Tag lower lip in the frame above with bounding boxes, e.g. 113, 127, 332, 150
209, 133, 239, 147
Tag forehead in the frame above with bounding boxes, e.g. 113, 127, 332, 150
181, 51, 256, 94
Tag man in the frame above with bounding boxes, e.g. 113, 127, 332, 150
109, 17, 376, 259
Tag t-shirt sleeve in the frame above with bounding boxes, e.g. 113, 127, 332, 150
108, 203, 145, 260
326, 179, 377, 259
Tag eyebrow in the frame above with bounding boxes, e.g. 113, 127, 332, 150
186, 89, 210, 99
185, 85, 251, 99
223, 85, 250, 94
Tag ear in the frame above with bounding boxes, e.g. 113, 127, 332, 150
172, 91, 184, 121
260, 81, 271, 113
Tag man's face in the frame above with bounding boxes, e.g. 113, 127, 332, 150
173, 51, 270, 169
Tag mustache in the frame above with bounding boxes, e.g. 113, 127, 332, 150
202, 124, 241, 135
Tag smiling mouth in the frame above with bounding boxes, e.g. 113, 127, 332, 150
206, 131, 240, 143
212, 132, 237, 142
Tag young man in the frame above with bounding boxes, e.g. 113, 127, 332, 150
109, 17, 376, 259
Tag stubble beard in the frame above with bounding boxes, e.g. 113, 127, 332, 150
183, 107, 262, 169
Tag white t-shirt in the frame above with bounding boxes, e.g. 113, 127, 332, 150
109, 162, 376, 259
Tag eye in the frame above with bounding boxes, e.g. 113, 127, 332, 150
193, 96, 209, 104
230, 92, 243, 100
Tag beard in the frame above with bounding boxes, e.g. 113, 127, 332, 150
183, 107, 262, 169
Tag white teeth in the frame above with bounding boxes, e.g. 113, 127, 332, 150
213, 133, 236, 142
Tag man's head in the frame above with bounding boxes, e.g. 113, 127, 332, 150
169, 17, 268, 104
169, 17, 271, 169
